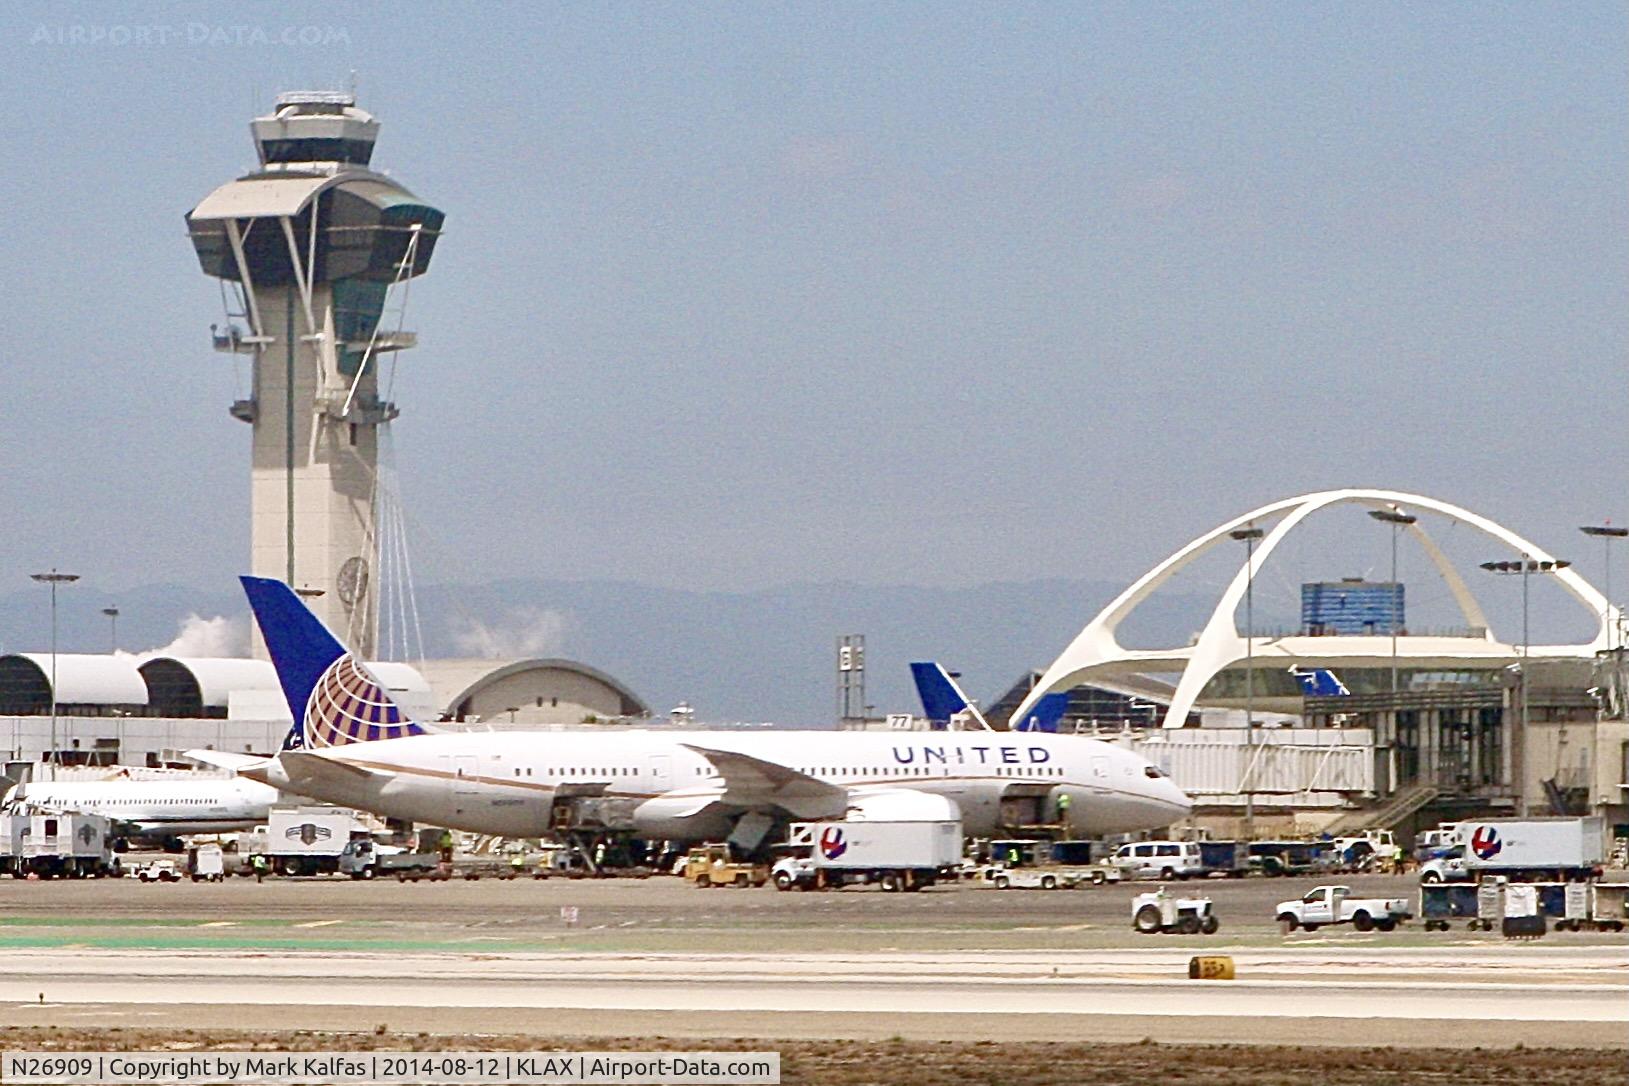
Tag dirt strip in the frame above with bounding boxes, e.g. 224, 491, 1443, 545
4, 1027, 1625, 1086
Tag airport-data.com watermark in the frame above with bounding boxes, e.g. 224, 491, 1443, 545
27, 23, 351, 48
4, 1052, 781, 1085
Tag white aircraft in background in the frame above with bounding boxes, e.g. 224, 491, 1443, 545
2, 774, 284, 847
193, 577, 1191, 849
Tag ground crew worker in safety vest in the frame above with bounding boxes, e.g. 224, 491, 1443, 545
1056, 791, 1072, 825
250, 853, 268, 883
438, 829, 454, 863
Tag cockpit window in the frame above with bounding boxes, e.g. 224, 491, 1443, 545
1143, 766, 1166, 778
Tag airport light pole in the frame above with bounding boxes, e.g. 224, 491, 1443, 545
101, 606, 120, 653
1480, 557, 1570, 815
1230, 526, 1264, 835
1579, 525, 1626, 650
1368, 507, 1416, 697
30, 570, 80, 780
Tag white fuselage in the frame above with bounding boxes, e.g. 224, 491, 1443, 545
251, 729, 1192, 840
4, 777, 285, 839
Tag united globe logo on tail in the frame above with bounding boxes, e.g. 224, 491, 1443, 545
303, 654, 430, 749
1470, 825, 1502, 861
240, 575, 438, 752
819, 826, 848, 861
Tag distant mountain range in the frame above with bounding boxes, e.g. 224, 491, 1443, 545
0, 577, 1229, 723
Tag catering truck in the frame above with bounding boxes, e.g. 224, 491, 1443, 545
253, 806, 369, 877
1418, 817, 1605, 884
1, 813, 115, 878
773, 820, 962, 891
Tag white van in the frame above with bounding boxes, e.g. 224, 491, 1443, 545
1112, 840, 1205, 881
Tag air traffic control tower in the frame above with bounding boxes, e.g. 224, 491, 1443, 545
186, 93, 444, 658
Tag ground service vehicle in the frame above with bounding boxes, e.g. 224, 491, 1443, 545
337, 839, 440, 880
1277, 885, 1412, 932
1419, 882, 1481, 929
1132, 888, 1220, 934
188, 843, 225, 882
135, 859, 180, 882
981, 861, 1120, 889
1, 813, 116, 879
769, 856, 819, 890
985, 864, 1067, 889
1113, 840, 1205, 880
1559, 882, 1628, 932
972, 837, 1117, 888
1249, 840, 1337, 877
1417, 817, 1604, 883
778, 820, 961, 891
684, 844, 768, 888
1413, 826, 1458, 863
259, 806, 369, 876
1197, 840, 1249, 877
1424, 877, 1628, 933
1331, 830, 1396, 869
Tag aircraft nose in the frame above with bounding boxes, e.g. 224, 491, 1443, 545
1152, 777, 1193, 820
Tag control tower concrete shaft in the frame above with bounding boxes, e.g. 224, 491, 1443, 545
186, 93, 444, 658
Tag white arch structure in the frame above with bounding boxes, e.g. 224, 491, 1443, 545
1013, 489, 1619, 730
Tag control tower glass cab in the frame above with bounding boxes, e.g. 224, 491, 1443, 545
186, 92, 445, 659
251, 92, 379, 170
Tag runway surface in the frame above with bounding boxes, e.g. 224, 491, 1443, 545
1, 872, 1624, 1047
2, 944, 1623, 1047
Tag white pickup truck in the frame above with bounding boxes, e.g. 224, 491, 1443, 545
1276, 885, 1411, 933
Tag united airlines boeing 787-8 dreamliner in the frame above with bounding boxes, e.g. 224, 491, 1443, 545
194, 578, 1191, 849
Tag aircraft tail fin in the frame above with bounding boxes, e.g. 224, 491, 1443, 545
1289, 666, 1350, 697
909, 662, 990, 730
240, 575, 434, 749
1011, 691, 1070, 732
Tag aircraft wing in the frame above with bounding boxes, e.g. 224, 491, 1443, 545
678, 744, 848, 819
279, 750, 395, 787
184, 749, 271, 774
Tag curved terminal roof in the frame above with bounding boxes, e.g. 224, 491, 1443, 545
417, 658, 650, 722
0, 654, 149, 712
0, 652, 640, 725
138, 657, 279, 715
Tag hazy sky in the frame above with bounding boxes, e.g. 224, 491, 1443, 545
2, 3, 1624, 607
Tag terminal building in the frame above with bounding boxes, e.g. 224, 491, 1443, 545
1005, 489, 1629, 849
0, 652, 650, 772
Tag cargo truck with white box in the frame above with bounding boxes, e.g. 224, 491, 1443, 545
2, 813, 115, 878
256, 806, 370, 876
773, 820, 961, 891
1417, 817, 1604, 884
